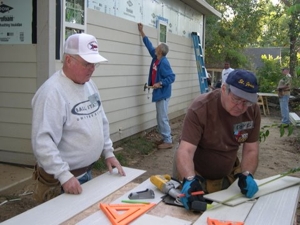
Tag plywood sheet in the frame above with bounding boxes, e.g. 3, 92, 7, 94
2, 167, 145, 225
204, 175, 300, 206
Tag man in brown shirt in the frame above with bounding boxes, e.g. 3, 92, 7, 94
173, 69, 261, 211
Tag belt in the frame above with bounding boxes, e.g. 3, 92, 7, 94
70, 163, 94, 177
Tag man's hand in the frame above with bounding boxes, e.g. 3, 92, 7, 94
137, 23, 145, 37
180, 176, 205, 210
106, 157, 126, 176
237, 173, 258, 198
62, 177, 82, 194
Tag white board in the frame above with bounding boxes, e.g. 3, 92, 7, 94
2, 167, 145, 225
244, 185, 300, 225
193, 201, 255, 225
204, 175, 300, 206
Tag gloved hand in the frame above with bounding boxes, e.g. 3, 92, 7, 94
237, 173, 258, 198
180, 176, 205, 210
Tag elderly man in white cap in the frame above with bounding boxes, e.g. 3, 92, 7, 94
173, 69, 261, 212
31, 33, 126, 203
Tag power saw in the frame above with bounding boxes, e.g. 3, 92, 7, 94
150, 174, 209, 211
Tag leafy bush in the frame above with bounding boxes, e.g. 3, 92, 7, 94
256, 54, 282, 93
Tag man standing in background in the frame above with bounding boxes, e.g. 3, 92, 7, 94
137, 23, 176, 149
221, 62, 234, 84
277, 67, 292, 127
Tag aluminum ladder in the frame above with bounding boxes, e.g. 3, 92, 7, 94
191, 32, 209, 94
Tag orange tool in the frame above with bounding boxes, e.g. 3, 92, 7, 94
99, 203, 156, 225
178, 191, 205, 197
207, 217, 244, 225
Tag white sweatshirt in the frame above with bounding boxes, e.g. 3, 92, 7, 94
31, 70, 115, 184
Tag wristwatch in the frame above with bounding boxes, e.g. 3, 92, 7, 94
242, 171, 251, 176
159, 81, 163, 86
186, 175, 195, 181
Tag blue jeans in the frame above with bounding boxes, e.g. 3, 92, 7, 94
279, 95, 290, 124
156, 98, 172, 143
77, 170, 92, 184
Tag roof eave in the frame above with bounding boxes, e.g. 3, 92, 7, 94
180, 0, 221, 18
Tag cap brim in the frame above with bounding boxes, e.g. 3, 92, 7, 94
80, 54, 108, 63
230, 86, 258, 103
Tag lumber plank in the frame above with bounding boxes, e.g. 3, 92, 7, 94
244, 185, 300, 225
1, 167, 145, 225
204, 175, 300, 206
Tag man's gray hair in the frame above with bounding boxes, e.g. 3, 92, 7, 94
160, 43, 169, 56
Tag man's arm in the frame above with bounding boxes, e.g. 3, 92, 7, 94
176, 140, 197, 179
240, 141, 259, 174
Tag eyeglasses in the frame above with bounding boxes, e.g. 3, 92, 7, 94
69, 55, 100, 69
229, 92, 253, 107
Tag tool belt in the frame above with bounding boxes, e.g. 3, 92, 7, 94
32, 163, 94, 203
196, 157, 242, 194
278, 89, 290, 97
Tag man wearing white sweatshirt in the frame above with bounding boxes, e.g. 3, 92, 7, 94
31, 33, 125, 203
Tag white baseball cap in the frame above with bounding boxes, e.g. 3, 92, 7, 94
64, 33, 108, 63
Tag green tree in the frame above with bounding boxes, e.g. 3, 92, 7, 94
205, 0, 269, 68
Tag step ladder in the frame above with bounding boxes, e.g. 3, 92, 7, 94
191, 32, 209, 94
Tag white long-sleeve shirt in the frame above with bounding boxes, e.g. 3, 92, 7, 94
222, 68, 234, 84
31, 70, 115, 184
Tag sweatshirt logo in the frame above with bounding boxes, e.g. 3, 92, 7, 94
71, 100, 101, 115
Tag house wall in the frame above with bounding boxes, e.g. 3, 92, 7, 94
83, 9, 201, 142
0, 45, 37, 165
0, 3, 207, 166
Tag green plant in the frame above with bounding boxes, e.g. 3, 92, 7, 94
256, 54, 281, 93
259, 123, 295, 142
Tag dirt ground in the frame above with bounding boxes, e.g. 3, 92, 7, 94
1, 106, 300, 223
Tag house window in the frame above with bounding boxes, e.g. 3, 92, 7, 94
59, 0, 87, 58
156, 16, 168, 45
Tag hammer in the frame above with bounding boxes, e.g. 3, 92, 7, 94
143, 83, 162, 91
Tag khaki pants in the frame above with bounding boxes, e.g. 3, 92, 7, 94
32, 164, 61, 203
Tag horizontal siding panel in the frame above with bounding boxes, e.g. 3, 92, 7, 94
106, 103, 156, 125
0, 123, 31, 139
0, 108, 32, 124
98, 85, 149, 101
0, 45, 36, 62
109, 110, 156, 136
102, 95, 153, 113
93, 64, 149, 76
0, 137, 32, 154
0, 77, 36, 93
93, 75, 148, 89
0, 150, 35, 166
0, 63, 37, 78
0, 93, 33, 108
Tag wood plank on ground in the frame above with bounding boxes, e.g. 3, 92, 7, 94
1, 167, 145, 225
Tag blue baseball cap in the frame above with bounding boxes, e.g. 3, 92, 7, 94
226, 69, 258, 103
